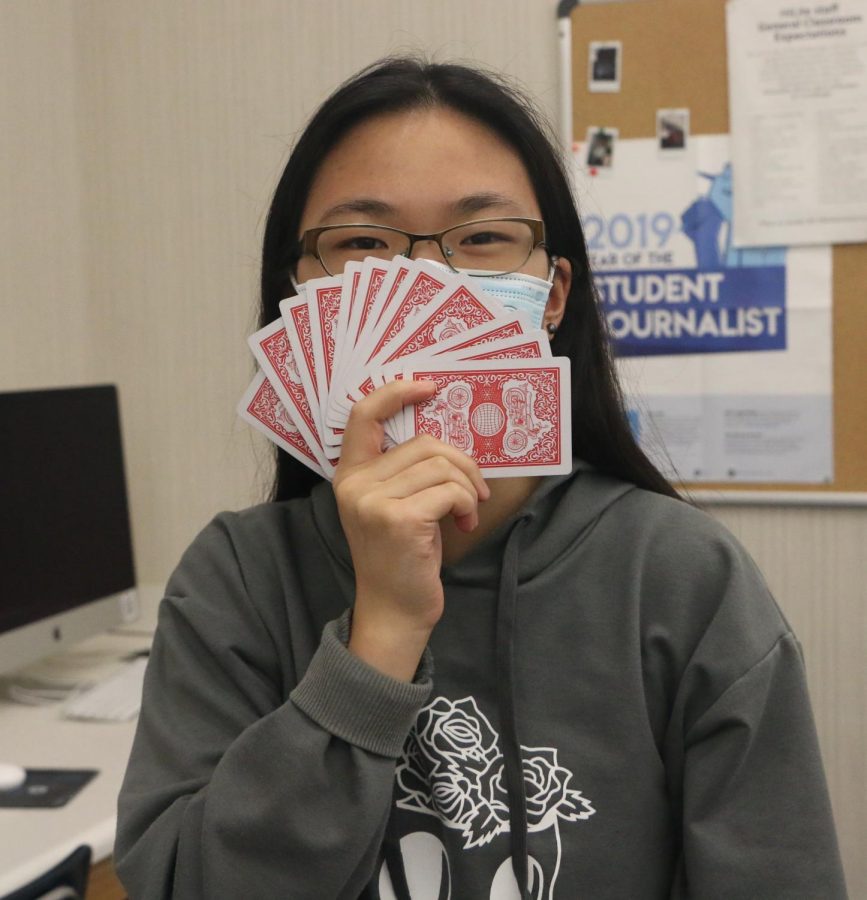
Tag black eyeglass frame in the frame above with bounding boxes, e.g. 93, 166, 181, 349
294, 216, 548, 277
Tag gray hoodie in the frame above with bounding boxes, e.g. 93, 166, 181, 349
115, 464, 847, 899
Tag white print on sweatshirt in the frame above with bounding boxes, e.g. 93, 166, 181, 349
380, 695, 595, 899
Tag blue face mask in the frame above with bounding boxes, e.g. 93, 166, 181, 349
469, 270, 554, 330
425, 259, 556, 330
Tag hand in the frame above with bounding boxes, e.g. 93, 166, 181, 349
333, 380, 490, 680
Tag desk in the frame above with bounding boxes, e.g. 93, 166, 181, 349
0, 596, 159, 898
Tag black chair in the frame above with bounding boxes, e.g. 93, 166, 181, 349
1, 845, 91, 900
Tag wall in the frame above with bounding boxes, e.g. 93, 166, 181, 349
1, 1, 863, 894
70, 0, 565, 581
0, 1, 93, 389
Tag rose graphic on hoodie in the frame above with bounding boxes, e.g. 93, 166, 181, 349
394, 696, 595, 898
519, 747, 594, 833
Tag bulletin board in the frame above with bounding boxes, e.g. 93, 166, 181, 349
569, 0, 867, 496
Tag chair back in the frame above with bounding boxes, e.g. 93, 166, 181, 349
0, 845, 91, 900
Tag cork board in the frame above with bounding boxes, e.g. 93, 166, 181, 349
571, 0, 867, 493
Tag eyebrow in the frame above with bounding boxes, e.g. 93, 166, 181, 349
318, 198, 396, 223
452, 192, 523, 217
317, 192, 524, 225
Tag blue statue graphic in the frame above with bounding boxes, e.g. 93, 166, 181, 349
680, 163, 786, 269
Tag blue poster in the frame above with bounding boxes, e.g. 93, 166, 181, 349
586, 163, 788, 357
574, 135, 833, 483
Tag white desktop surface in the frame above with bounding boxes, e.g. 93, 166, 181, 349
0, 586, 160, 896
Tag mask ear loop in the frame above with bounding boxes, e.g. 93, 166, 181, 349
546, 254, 560, 282
544, 255, 562, 339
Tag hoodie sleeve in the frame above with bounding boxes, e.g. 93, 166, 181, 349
672, 632, 848, 898
649, 512, 848, 899
114, 515, 432, 899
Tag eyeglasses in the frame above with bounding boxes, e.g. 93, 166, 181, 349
295, 216, 547, 277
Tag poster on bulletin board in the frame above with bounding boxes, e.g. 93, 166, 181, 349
573, 134, 834, 484
726, 0, 867, 248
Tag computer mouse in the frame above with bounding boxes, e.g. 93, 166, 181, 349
0, 762, 27, 791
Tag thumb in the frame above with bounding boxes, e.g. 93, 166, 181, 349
338, 379, 437, 469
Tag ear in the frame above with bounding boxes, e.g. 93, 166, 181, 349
543, 257, 571, 331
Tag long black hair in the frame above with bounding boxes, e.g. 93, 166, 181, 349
261, 56, 679, 501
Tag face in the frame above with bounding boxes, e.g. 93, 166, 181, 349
295, 107, 570, 328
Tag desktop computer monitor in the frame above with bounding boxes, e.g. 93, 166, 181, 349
0, 384, 139, 676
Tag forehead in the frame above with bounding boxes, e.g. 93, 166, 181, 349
299, 106, 541, 230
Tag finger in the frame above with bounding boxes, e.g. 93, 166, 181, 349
365, 435, 490, 501
451, 512, 477, 534
369, 455, 480, 505
396, 481, 479, 529
339, 380, 437, 470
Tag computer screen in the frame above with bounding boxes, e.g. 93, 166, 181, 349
0, 384, 138, 675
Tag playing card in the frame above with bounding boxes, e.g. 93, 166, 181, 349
354, 256, 411, 352
302, 275, 347, 449
358, 259, 450, 363
326, 258, 386, 430
397, 358, 572, 477
319, 263, 362, 448
349, 276, 512, 414
329, 257, 413, 424
380, 329, 550, 443
371, 315, 532, 392
327, 261, 363, 408
279, 295, 322, 431
335, 258, 448, 419
278, 295, 342, 474
240, 260, 572, 483
455, 330, 551, 363
306, 275, 343, 392
237, 370, 325, 477
429, 315, 529, 358
371, 277, 509, 370
246, 314, 331, 473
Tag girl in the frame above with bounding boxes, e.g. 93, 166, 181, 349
116, 57, 847, 899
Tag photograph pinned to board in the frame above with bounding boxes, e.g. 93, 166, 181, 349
585, 126, 618, 174
657, 109, 689, 153
588, 41, 621, 92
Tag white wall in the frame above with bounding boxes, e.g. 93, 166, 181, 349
0, 1, 92, 388
2, 1, 863, 893
70, 0, 565, 580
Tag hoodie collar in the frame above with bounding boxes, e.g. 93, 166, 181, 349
309, 459, 636, 588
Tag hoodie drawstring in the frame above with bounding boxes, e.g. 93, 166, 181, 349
381, 513, 533, 900
496, 515, 532, 900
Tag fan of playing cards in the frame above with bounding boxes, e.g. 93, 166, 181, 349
238, 256, 572, 479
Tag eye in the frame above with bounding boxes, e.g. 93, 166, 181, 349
333, 234, 389, 250
460, 229, 514, 246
